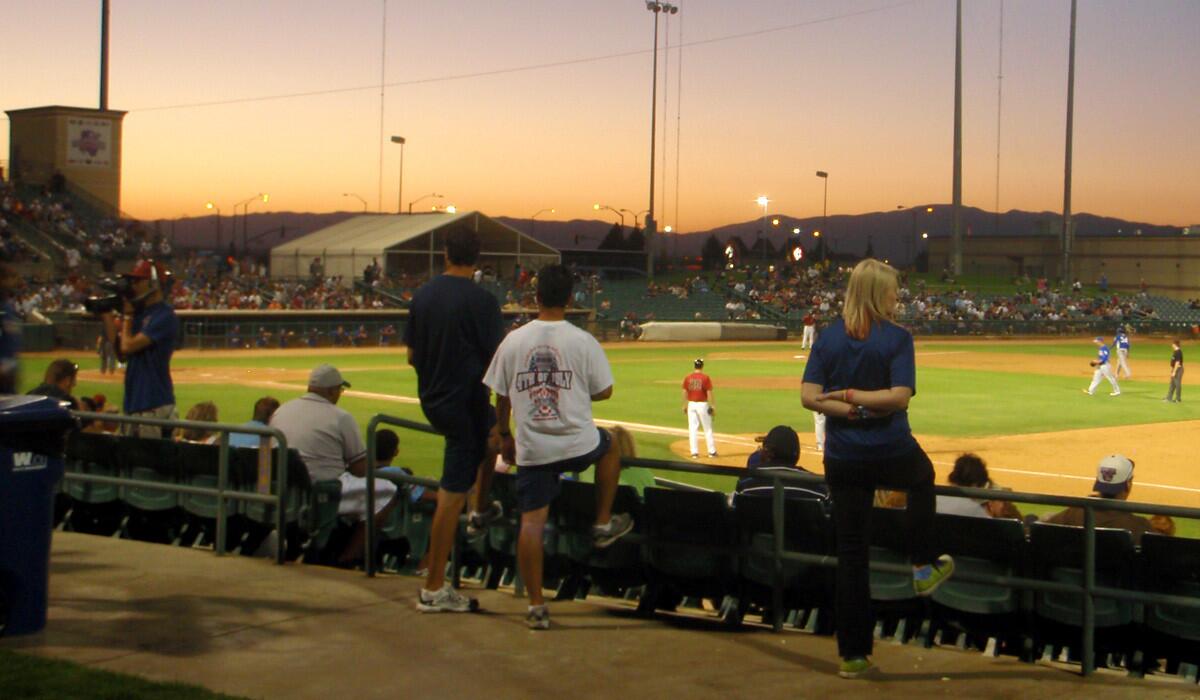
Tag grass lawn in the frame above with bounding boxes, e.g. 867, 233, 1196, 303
18, 339, 1197, 537
0, 649, 243, 700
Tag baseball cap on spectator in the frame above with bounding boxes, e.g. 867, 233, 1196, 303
762, 425, 800, 464
694, 358, 704, 369
1093, 454, 1134, 496
124, 259, 167, 279
308, 363, 350, 389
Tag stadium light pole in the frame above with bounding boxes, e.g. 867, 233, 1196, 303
815, 172, 828, 261
756, 195, 769, 263
408, 192, 443, 214
391, 135, 406, 214
342, 193, 368, 212
204, 201, 222, 252
644, 1, 679, 281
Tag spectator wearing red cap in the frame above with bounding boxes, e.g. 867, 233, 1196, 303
101, 259, 178, 438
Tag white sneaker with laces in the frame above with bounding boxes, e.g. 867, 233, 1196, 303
416, 584, 478, 613
526, 605, 550, 630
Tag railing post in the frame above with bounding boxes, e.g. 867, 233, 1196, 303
365, 418, 379, 577
215, 431, 229, 556
1082, 506, 1096, 676
771, 473, 785, 632
274, 431, 289, 565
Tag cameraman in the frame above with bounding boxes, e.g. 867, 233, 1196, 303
101, 260, 178, 438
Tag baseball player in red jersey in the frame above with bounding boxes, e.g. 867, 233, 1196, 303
682, 358, 717, 458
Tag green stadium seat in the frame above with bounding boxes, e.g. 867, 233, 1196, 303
1138, 533, 1200, 674
62, 432, 125, 536
1028, 522, 1137, 668
554, 479, 644, 597
639, 488, 738, 618
926, 514, 1030, 655
734, 495, 834, 625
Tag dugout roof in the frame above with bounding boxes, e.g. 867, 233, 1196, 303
269, 211, 559, 282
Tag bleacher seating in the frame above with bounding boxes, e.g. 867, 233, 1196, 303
595, 280, 731, 321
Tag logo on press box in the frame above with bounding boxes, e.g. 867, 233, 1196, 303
12, 452, 48, 472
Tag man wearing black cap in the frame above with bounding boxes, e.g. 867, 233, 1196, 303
735, 425, 830, 506
101, 259, 178, 438
681, 358, 717, 458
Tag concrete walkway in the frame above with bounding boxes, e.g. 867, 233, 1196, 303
3, 534, 1198, 699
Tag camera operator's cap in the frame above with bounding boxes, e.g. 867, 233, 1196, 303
124, 259, 166, 280
762, 425, 800, 463
309, 363, 350, 389
694, 358, 704, 369
1094, 453, 1134, 496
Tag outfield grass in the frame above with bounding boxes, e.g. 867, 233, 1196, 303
0, 649, 244, 700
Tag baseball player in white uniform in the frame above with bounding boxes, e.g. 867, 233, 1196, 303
682, 358, 717, 458
1084, 336, 1121, 396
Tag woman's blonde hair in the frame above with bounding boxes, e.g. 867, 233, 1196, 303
842, 258, 899, 339
608, 425, 637, 459
176, 401, 219, 442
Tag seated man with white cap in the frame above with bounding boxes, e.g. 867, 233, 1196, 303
271, 363, 398, 563
1040, 453, 1173, 545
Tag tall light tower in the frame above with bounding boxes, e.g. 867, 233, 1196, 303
391, 136, 406, 214
644, 1, 678, 280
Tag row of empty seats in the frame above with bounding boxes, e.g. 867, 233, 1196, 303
57, 432, 1200, 681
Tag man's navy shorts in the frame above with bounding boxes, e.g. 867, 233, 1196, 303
516, 427, 612, 513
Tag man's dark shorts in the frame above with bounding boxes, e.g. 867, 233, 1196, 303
516, 427, 612, 513
423, 388, 493, 494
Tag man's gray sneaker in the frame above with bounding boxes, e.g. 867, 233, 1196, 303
592, 513, 634, 548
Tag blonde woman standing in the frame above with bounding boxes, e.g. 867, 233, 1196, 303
801, 259, 954, 679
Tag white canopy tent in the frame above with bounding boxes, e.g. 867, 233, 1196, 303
270, 211, 559, 284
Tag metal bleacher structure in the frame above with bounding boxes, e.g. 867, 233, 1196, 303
57, 409, 1200, 682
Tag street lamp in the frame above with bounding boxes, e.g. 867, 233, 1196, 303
204, 201, 222, 252
530, 207, 556, 239
342, 193, 368, 212
815, 171, 828, 262
390, 136, 406, 214
644, 1, 679, 280
444, 205, 457, 214
898, 205, 935, 269
235, 193, 269, 254
408, 192, 443, 214
593, 203, 625, 229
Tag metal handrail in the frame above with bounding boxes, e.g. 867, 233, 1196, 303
364, 414, 441, 577
67, 411, 291, 563
372, 412, 1200, 676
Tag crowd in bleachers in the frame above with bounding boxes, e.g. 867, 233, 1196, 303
0, 179, 164, 269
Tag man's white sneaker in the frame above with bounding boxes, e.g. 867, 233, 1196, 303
466, 500, 504, 540
416, 584, 478, 613
526, 605, 550, 630
1110, 391, 1121, 397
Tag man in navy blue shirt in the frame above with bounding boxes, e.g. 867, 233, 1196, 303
102, 260, 178, 438
0, 261, 20, 394
405, 225, 504, 612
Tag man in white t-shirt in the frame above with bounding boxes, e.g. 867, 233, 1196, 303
484, 264, 634, 631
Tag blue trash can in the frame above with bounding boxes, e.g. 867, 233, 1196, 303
0, 395, 75, 636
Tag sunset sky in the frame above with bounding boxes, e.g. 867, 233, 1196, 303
3, 0, 1198, 231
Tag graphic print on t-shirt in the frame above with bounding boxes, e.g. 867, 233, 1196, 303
515, 345, 573, 421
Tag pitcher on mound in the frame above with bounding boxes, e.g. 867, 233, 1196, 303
682, 358, 717, 458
